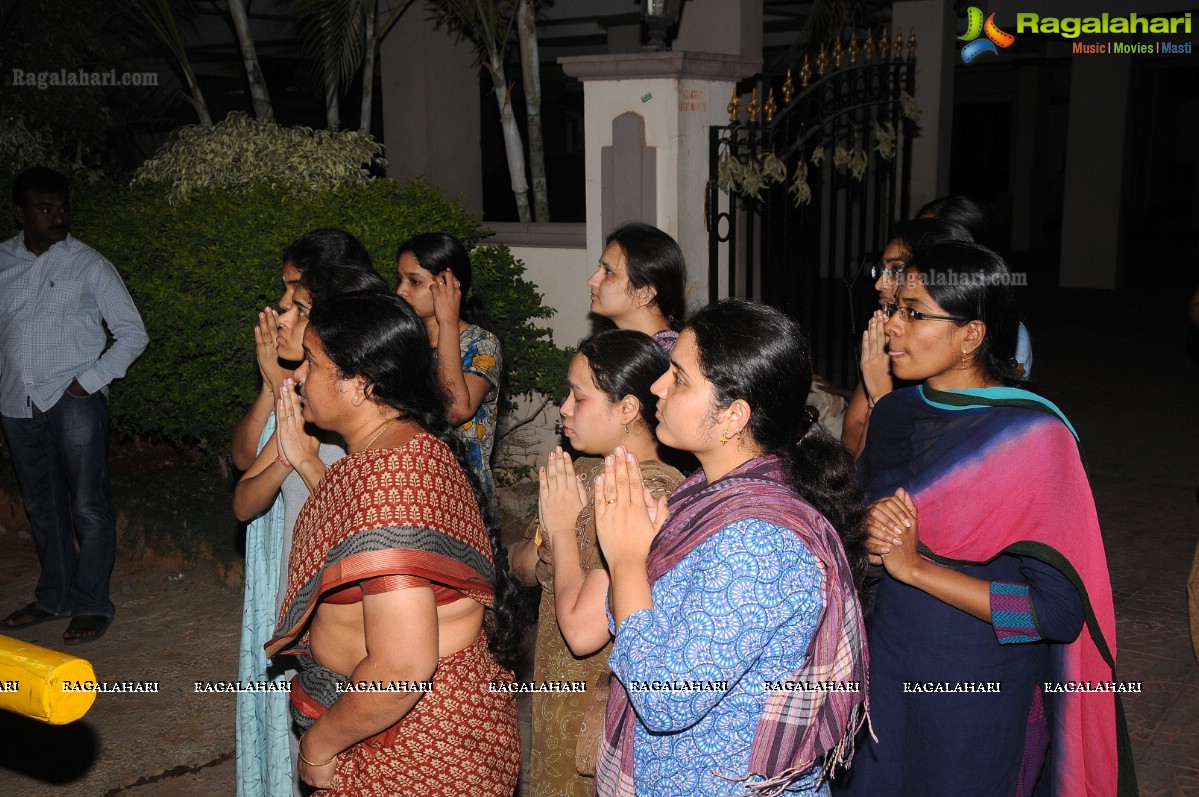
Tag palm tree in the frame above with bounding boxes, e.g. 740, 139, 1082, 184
294, 0, 415, 133
226, 0, 272, 118
516, 0, 548, 221
294, 0, 550, 217
123, 0, 213, 126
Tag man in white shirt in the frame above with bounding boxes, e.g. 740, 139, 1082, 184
0, 167, 148, 644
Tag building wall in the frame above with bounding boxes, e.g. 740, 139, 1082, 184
379, 14, 483, 214
494, 242, 593, 465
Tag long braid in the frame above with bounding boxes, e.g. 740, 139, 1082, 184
688, 299, 872, 595
400, 405, 531, 671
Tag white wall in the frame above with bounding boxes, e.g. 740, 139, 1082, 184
564, 53, 759, 315
379, 12, 483, 214
507, 244, 594, 350
494, 243, 592, 467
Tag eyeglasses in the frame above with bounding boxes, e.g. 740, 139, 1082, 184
882, 304, 969, 323
870, 260, 908, 281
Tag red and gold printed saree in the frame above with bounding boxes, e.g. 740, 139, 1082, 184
265, 433, 519, 797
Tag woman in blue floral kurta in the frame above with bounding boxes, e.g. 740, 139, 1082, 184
594, 300, 870, 797
609, 517, 825, 795
397, 233, 502, 495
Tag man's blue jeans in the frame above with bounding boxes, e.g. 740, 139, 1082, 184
1, 391, 116, 618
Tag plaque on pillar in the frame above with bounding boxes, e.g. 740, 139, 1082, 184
560, 52, 759, 303
602, 113, 657, 237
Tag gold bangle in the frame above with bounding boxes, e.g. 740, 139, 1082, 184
298, 733, 337, 768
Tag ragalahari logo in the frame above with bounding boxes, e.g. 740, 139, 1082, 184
959, 7, 1015, 63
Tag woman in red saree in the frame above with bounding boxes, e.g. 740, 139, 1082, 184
264, 292, 528, 795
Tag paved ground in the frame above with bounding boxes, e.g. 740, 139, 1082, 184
0, 289, 1195, 795
0, 545, 241, 797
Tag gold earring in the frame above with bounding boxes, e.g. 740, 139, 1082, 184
720, 426, 730, 445
624, 424, 630, 434
961, 349, 969, 368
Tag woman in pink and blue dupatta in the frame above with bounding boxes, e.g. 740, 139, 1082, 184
593, 299, 871, 797
840, 242, 1135, 797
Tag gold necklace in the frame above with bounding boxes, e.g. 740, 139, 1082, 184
363, 418, 399, 451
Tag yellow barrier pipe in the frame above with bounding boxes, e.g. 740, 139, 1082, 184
0, 634, 96, 724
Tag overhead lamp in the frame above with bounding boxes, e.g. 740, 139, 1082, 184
642, 0, 684, 51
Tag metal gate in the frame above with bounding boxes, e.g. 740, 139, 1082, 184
706, 30, 919, 388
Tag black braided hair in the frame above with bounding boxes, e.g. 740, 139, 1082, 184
685, 299, 871, 592
904, 241, 1030, 390
575, 329, 670, 435
308, 291, 531, 670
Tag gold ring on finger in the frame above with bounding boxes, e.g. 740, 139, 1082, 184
607, 498, 616, 504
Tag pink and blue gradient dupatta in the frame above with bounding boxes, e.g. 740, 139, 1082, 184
862, 386, 1135, 797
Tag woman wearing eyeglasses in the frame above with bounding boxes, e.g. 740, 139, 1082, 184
840, 219, 971, 457
838, 242, 1132, 797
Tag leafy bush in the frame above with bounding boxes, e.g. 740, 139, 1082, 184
0, 111, 104, 182
64, 176, 569, 468
132, 112, 387, 203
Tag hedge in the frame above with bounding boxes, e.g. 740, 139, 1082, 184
54, 176, 570, 466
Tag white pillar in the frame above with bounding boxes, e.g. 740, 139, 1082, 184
1059, 55, 1130, 289
891, 0, 956, 211
560, 52, 759, 310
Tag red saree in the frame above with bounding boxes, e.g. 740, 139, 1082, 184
265, 433, 519, 797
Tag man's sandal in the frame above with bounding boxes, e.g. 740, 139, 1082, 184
3, 602, 59, 629
63, 615, 112, 645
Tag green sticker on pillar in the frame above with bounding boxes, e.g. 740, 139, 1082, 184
641, 92, 652, 103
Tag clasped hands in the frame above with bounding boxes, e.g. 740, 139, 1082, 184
276, 377, 319, 470
593, 446, 669, 568
860, 309, 893, 406
537, 447, 588, 549
865, 487, 925, 584
255, 306, 288, 393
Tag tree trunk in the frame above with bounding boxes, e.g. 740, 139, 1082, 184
226, 0, 272, 118
184, 71, 214, 126
326, 76, 340, 131
516, 0, 547, 222
359, 3, 376, 134
137, 0, 213, 126
486, 54, 531, 222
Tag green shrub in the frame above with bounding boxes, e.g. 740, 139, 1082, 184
132, 112, 387, 204
0, 111, 103, 182
66, 176, 569, 468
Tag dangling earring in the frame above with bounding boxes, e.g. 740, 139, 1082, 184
961, 349, 969, 369
623, 424, 630, 434
720, 426, 730, 445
